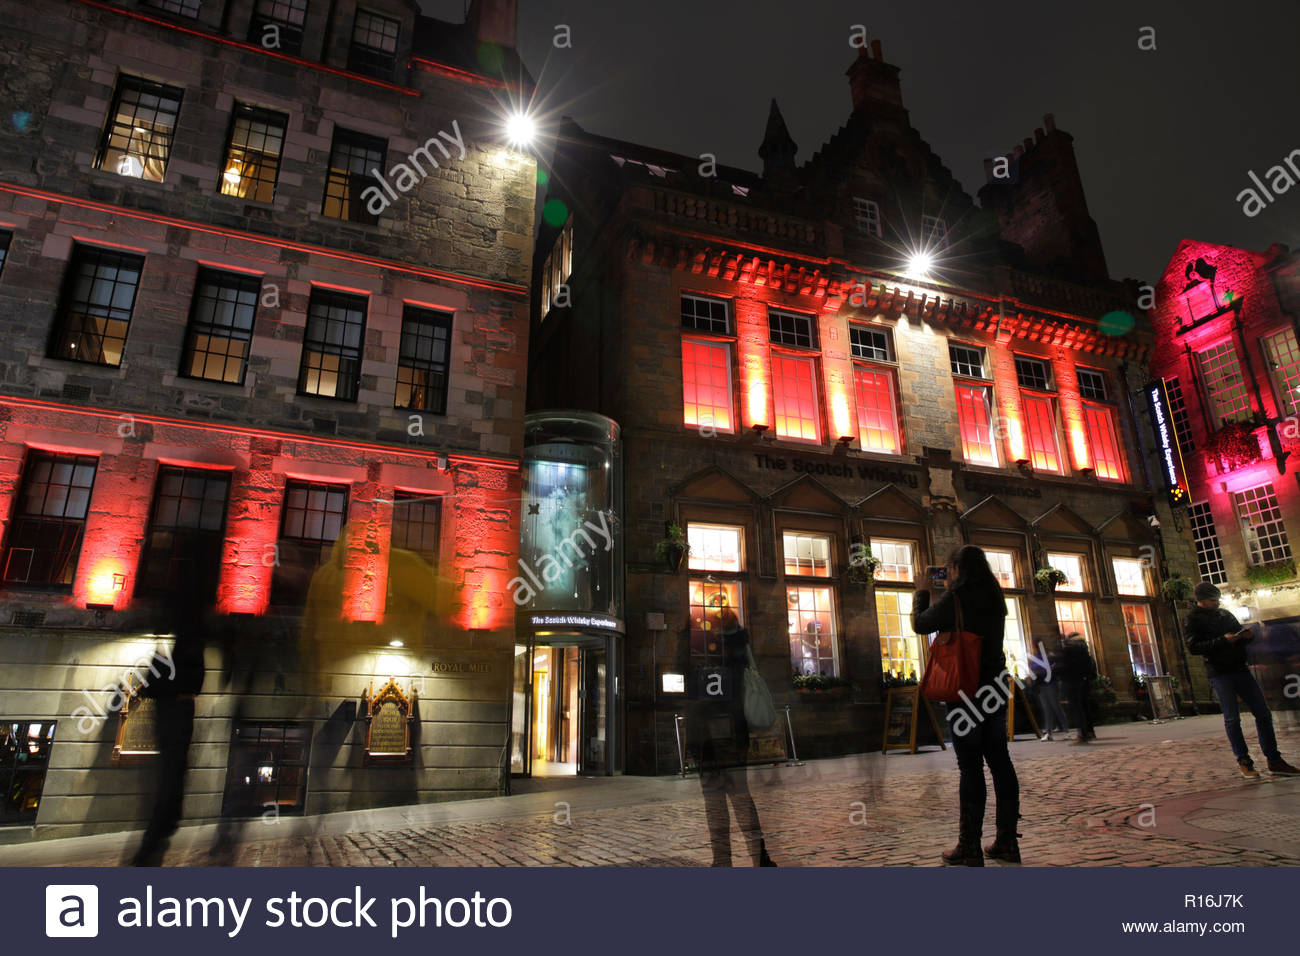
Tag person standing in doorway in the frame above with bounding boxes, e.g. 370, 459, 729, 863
1185, 582, 1300, 778
912, 545, 1021, 866
1060, 632, 1097, 744
1030, 635, 1069, 740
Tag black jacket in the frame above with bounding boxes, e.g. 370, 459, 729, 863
911, 584, 1007, 687
1185, 605, 1252, 676
1058, 637, 1097, 684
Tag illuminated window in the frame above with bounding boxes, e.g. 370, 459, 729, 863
1014, 356, 1053, 391
771, 352, 821, 441
1164, 376, 1195, 456
1, 452, 97, 588
348, 8, 400, 79
852, 197, 881, 237
181, 267, 260, 384
954, 383, 997, 465
921, 215, 947, 247
1234, 483, 1293, 566
870, 538, 914, 583
687, 523, 743, 572
322, 128, 386, 224
1045, 552, 1086, 592
143, 0, 201, 15
849, 326, 893, 362
1112, 557, 1149, 596
48, 245, 144, 367
94, 75, 182, 182
681, 294, 730, 334
1123, 604, 1160, 678
0, 721, 56, 824
541, 221, 573, 319
272, 480, 348, 607
769, 309, 818, 349
1054, 599, 1094, 654
1263, 328, 1300, 416
853, 365, 899, 453
1003, 596, 1030, 680
1083, 403, 1125, 481
1197, 341, 1252, 425
391, 492, 441, 567
0, 231, 9, 276
395, 305, 452, 414
1021, 395, 1062, 472
783, 532, 831, 577
1188, 501, 1228, 585
876, 589, 918, 680
248, 0, 308, 55
688, 578, 743, 665
137, 466, 230, 598
222, 721, 311, 817
298, 289, 367, 401
220, 105, 286, 203
1180, 282, 1220, 324
788, 586, 838, 676
984, 549, 1017, 589
949, 343, 986, 379
681, 339, 733, 433
1076, 368, 1108, 402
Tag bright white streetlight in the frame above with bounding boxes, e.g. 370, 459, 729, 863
506, 112, 536, 148
905, 250, 934, 280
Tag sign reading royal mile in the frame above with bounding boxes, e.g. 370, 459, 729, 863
1145, 379, 1189, 505
753, 453, 919, 488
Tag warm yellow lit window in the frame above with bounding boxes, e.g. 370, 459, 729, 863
687, 523, 744, 572
871, 538, 914, 583
783, 532, 831, 577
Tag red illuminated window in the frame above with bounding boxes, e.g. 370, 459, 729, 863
1197, 341, 1252, 425
1263, 328, 1300, 416
772, 352, 821, 442
1021, 394, 1062, 473
681, 339, 733, 433
137, 466, 230, 598
271, 479, 348, 607
1083, 403, 1124, 481
1, 452, 98, 588
954, 383, 997, 465
853, 365, 899, 453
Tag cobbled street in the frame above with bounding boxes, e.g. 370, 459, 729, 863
5, 715, 1299, 867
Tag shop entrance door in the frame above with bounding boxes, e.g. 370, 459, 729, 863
511, 634, 612, 777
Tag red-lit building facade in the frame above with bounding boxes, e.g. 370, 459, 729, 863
531, 40, 1185, 773
1148, 240, 1300, 650
0, 0, 535, 838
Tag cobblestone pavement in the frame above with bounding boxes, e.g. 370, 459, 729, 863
5, 716, 1300, 867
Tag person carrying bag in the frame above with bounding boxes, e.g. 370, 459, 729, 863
919, 593, 982, 704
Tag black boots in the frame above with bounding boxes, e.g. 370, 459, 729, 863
942, 807, 985, 866
984, 805, 1022, 863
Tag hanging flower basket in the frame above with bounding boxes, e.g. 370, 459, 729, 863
653, 523, 689, 574
1160, 575, 1194, 603
1245, 559, 1296, 588
845, 554, 883, 587
1204, 420, 1263, 471
1035, 567, 1068, 592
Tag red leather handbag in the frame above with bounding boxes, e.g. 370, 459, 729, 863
919, 593, 983, 703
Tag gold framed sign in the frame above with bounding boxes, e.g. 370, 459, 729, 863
363, 678, 417, 766
113, 673, 159, 764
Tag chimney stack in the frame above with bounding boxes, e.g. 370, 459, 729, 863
467, 0, 518, 49
846, 40, 904, 115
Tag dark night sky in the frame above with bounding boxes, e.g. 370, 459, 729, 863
422, 1, 1300, 284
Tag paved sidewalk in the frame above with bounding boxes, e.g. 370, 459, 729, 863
3, 715, 1298, 867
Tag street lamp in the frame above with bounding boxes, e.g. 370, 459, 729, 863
506, 111, 536, 149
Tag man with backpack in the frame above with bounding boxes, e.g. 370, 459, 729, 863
1185, 582, 1300, 778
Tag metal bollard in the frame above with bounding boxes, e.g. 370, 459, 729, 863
673, 714, 687, 777
783, 705, 802, 764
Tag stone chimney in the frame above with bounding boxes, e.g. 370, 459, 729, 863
846, 39, 904, 115
467, 0, 517, 49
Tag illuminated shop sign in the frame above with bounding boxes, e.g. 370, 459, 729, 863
1145, 379, 1189, 505
527, 612, 625, 633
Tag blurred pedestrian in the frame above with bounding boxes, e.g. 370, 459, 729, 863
1059, 633, 1097, 744
686, 607, 777, 867
1030, 635, 1069, 740
1185, 582, 1299, 778
912, 545, 1021, 866
130, 578, 208, 866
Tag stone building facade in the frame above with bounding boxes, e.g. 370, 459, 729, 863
530, 40, 1184, 774
0, 0, 536, 839
1147, 239, 1300, 680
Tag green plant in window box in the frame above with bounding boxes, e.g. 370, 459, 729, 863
1034, 566, 1069, 592
653, 523, 690, 574
794, 673, 850, 692
1245, 558, 1297, 587
1132, 672, 1149, 697
1160, 574, 1194, 604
